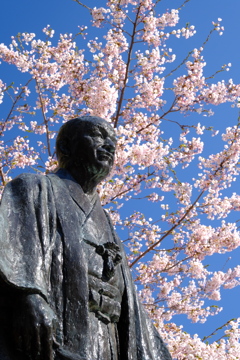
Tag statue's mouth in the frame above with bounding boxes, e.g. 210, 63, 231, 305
97, 150, 113, 162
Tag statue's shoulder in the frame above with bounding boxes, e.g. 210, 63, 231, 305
11, 172, 47, 184
1, 173, 53, 207
6, 172, 50, 192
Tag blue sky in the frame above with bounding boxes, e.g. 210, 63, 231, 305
1, 0, 240, 343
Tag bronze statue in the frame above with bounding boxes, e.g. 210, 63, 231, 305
0, 116, 172, 360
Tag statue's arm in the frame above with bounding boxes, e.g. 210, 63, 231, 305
13, 293, 57, 360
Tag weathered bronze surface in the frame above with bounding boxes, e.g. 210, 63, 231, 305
0, 116, 172, 359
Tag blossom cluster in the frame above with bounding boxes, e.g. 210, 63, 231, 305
0, 79, 6, 104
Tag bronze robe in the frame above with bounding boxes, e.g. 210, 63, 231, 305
0, 169, 172, 360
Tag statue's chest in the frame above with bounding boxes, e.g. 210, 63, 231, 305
81, 203, 124, 324
82, 202, 122, 283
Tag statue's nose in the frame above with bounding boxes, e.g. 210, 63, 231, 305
103, 138, 115, 154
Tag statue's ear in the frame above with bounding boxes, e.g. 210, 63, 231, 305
58, 140, 71, 157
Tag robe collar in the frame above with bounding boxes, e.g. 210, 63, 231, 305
54, 168, 99, 217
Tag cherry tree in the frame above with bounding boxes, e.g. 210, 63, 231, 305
0, 0, 240, 358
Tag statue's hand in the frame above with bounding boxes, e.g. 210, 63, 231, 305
13, 293, 56, 360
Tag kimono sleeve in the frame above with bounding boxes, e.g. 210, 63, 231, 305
0, 173, 57, 301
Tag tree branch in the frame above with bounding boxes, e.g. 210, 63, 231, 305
130, 189, 205, 267
113, 6, 141, 128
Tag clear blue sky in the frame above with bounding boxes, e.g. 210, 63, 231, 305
1, 0, 240, 342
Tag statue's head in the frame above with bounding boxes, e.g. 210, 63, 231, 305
56, 116, 117, 184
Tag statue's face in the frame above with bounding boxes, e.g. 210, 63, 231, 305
70, 118, 117, 181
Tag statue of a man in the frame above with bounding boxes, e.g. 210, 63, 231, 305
0, 116, 172, 360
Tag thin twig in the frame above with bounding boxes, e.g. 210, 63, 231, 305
0, 168, 6, 186
35, 80, 52, 157
165, 50, 193, 79
3, 78, 32, 137
177, 0, 192, 10
202, 318, 236, 342
135, 98, 178, 134
108, 171, 155, 203
71, 0, 91, 12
